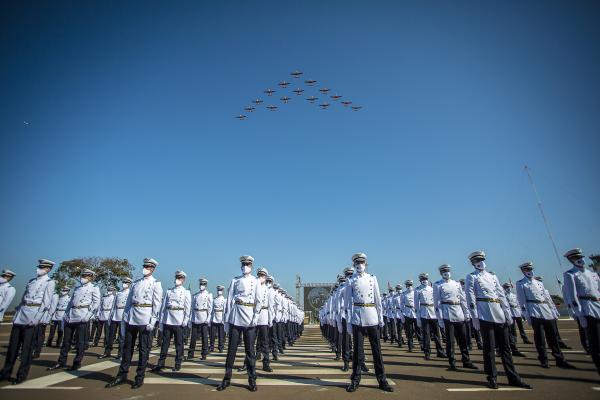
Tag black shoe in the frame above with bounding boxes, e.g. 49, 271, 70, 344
172, 365, 181, 372
209, 347, 214, 352
334, 355, 341, 361
151, 366, 163, 373
217, 379, 230, 391
272, 354, 278, 361
540, 362, 550, 369
342, 362, 349, 372
131, 380, 144, 389
447, 363, 458, 371
346, 381, 359, 392
509, 381, 532, 389
263, 365, 273, 372
98, 353, 111, 359
10, 377, 26, 385
32, 353, 40, 359
279, 349, 285, 354
379, 380, 394, 392
200, 355, 206, 360
238, 365, 247, 372
219, 349, 223, 353
47, 363, 67, 371
360, 364, 369, 373
424, 353, 431, 360
512, 350, 525, 357
248, 381, 258, 392
105, 376, 126, 388
477, 344, 483, 350
0, 374, 10, 382
559, 343, 571, 349
487, 377, 498, 389
437, 351, 447, 358
557, 361, 576, 369
462, 362, 478, 370
68, 364, 81, 371
523, 338, 533, 345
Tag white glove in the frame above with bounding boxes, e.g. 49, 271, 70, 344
472, 318, 480, 331
145, 323, 154, 332
578, 315, 588, 329
378, 320, 385, 328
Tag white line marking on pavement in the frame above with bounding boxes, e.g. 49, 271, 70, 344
173, 368, 362, 375
447, 388, 532, 392
143, 377, 395, 386
3, 386, 83, 390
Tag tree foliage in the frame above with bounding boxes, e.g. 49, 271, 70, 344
51, 257, 133, 293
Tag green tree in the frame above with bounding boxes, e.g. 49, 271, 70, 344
51, 257, 133, 293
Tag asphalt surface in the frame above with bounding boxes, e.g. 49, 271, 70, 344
0, 319, 598, 399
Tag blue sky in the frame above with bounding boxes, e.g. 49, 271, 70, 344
1, 1, 599, 306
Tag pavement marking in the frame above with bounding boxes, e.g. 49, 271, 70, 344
447, 388, 532, 392
592, 387, 600, 391
143, 376, 395, 386
3, 386, 83, 390
172, 368, 361, 375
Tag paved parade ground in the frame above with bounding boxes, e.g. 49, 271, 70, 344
0, 319, 598, 400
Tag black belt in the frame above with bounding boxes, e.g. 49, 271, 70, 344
526, 300, 546, 304
235, 300, 255, 307
578, 295, 600, 301
167, 306, 185, 310
73, 305, 90, 309
194, 308, 208, 311
420, 303, 434, 307
476, 298, 500, 304
353, 303, 375, 307
441, 301, 460, 305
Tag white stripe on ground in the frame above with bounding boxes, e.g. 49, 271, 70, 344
447, 388, 532, 392
3, 386, 83, 390
143, 377, 394, 386
172, 368, 365, 375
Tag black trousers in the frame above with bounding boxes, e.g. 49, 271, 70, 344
33, 323, 46, 355
585, 316, 600, 373
479, 319, 521, 382
576, 318, 590, 352
531, 317, 566, 364
58, 321, 87, 367
341, 319, 351, 362
443, 320, 470, 365
0, 324, 36, 380
157, 325, 184, 368
256, 325, 270, 366
466, 319, 482, 348
223, 325, 256, 382
93, 319, 108, 346
351, 325, 386, 384
269, 324, 278, 357
386, 317, 397, 343
89, 320, 99, 341
104, 321, 121, 355
514, 317, 530, 341
395, 318, 404, 346
276, 322, 285, 350
47, 320, 64, 347
404, 316, 417, 350
188, 323, 209, 357
210, 323, 225, 351
421, 318, 443, 355
117, 323, 152, 383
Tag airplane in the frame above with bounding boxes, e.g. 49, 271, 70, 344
280, 96, 291, 104
351, 106, 363, 111
330, 94, 342, 101
341, 100, 352, 106
307, 96, 318, 103
244, 106, 256, 112
235, 115, 247, 120
304, 79, 317, 86
291, 70, 303, 78
293, 88, 304, 95
319, 88, 330, 94
266, 105, 278, 111
264, 88, 276, 96
319, 103, 330, 109
253, 98, 264, 105
278, 81, 290, 88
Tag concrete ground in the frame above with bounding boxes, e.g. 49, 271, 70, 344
0, 319, 598, 399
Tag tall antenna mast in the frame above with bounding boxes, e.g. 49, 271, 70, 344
524, 165, 563, 286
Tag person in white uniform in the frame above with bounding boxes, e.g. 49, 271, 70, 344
415, 272, 445, 359
465, 250, 531, 389
47, 285, 71, 348
254, 267, 274, 372
393, 283, 405, 348
210, 284, 227, 352
433, 264, 477, 370
562, 248, 600, 374
48, 268, 100, 371
188, 277, 213, 360
99, 277, 132, 359
93, 286, 116, 347
153, 270, 191, 372
106, 257, 163, 389
0, 269, 17, 322
401, 279, 418, 352
217, 255, 262, 392
344, 252, 393, 393
515, 262, 574, 369
1, 259, 56, 384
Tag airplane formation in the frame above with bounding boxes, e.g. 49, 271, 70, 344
235, 70, 362, 120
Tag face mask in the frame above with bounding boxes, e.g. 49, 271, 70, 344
241, 265, 252, 275
0, 277, 6, 284
61, 291, 69, 295
217, 290, 223, 296
420, 279, 428, 286
524, 271, 534, 278
267, 282, 273, 288
442, 272, 451, 280
37, 268, 48, 276
175, 279, 183, 286
574, 258, 586, 268
122, 283, 130, 289
143, 267, 152, 276
259, 275, 266, 283
80, 277, 90, 285
355, 263, 366, 273
474, 261, 486, 271
200, 285, 206, 291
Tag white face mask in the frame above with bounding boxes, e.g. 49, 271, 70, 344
175, 279, 183, 286
217, 290, 223, 296
267, 282, 273, 288
355, 263, 366, 273
241, 265, 252, 275
442, 272, 451, 280
0, 277, 7, 284
142, 267, 152, 276
420, 279, 428, 286
200, 285, 206, 291
259, 275, 266, 283
80, 277, 90, 285
61, 291, 69, 295
524, 271, 534, 278
474, 261, 486, 271
574, 258, 586, 268
122, 283, 130, 289
37, 267, 48, 276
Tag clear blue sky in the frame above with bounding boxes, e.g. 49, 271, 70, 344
1, 1, 599, 307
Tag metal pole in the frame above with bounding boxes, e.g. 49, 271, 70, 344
524, 165, 563, 286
